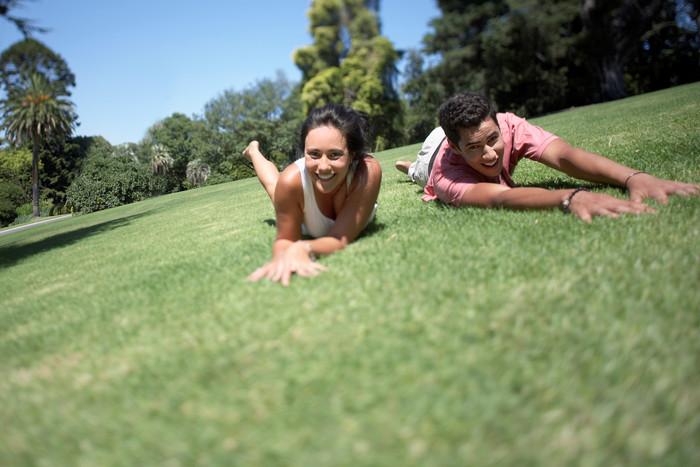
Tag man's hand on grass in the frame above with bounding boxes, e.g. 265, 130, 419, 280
626, 173, 700, 204
569, 190, 654, 223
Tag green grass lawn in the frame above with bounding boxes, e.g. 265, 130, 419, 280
1, 83, 699, 466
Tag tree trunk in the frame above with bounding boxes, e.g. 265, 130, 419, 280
581, 0, 663, 102
596, 57, 628, 101
32, 128, 40, 218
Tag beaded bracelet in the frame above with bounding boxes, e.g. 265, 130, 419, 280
562, 187, 590, 214
624, 171, 647, 189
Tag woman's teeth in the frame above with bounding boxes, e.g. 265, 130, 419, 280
318, 173, 334, 180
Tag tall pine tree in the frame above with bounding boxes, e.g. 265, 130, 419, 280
293, 0, 404, 150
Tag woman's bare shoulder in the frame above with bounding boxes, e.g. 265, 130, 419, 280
278, 160, 302, 188
359, 155, 382, 181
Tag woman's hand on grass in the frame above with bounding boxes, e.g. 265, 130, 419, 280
626, 173, 700, 204
247, 240, 327, 286
569, 190, 653, 223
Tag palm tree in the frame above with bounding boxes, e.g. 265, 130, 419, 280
186, 158, 211, 188
1, 72, 75, 217
150, 144, 173, 175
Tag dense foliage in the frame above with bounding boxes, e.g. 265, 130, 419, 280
0, 180, 25, 226
0, 147, 30, 226
202, 72, 301, 171
66, 145, 161, 214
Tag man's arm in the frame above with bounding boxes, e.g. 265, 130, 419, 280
539, 139, 699, 203
459, 182, 651, 223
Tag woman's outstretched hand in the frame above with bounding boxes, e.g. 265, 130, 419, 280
247, 240, 327, 286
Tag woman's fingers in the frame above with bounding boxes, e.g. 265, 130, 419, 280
247, 263, 274, 282
248, 256, 328, 285
293, 260, 327, 278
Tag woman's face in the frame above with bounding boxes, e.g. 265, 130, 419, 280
304, 125, 352, 195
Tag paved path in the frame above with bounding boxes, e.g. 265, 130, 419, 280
0, 214, 73, 237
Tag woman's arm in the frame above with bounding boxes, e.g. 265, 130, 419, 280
247, 165, 327, 286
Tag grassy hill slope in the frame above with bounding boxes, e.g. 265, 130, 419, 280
1, 83, 699, 465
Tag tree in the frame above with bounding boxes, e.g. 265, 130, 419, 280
409, 0, 699, 118
139, 113, 215, 191
400, 49, 444, 143
616, 0, 700, 95
185, 158, 210, 188
0, 38, 75, 95
293, 0, 404, 149
0, 0, 47, 38
579, 0, 665, 101
0, 180, 25, 226
480, 0, 580, 115
421, 0, 509, 99
203, 72, 301, 176
0, 145, 34, 190
1, 72, 75, 217
149, 144, 173, 175
0, 146, 32, 226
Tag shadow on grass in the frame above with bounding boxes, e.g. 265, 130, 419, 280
521, 179, 590, 190
360, 220, 386, 238
398, 177, 595, 192
0, 212, 152, 269
520, 179, 634, 196
260, 217, 386, 239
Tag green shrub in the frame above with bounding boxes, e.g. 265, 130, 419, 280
204, 171, 235, 186
0, 182, 27, 227
50, 203, 70, 216
66, 154, 158, 214
8, 214, 33, 226
15, 199, 53, 218
228, 158, 256, 180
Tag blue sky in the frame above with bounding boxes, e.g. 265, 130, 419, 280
0, 0, 441, 146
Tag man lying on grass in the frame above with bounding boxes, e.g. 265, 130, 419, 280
396, 92, 699, 222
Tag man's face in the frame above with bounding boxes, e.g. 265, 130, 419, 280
448, 118, 504, 179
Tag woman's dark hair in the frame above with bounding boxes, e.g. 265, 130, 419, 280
297, 104, 370, 161
438, 93, 498, 147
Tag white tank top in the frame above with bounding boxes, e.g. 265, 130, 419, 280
294, 157, 375, 238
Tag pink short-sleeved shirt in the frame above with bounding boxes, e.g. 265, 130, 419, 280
422, 113, 559, 207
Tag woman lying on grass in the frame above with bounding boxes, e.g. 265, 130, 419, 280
244, 104, 381, 286
397, 92, 699, 222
